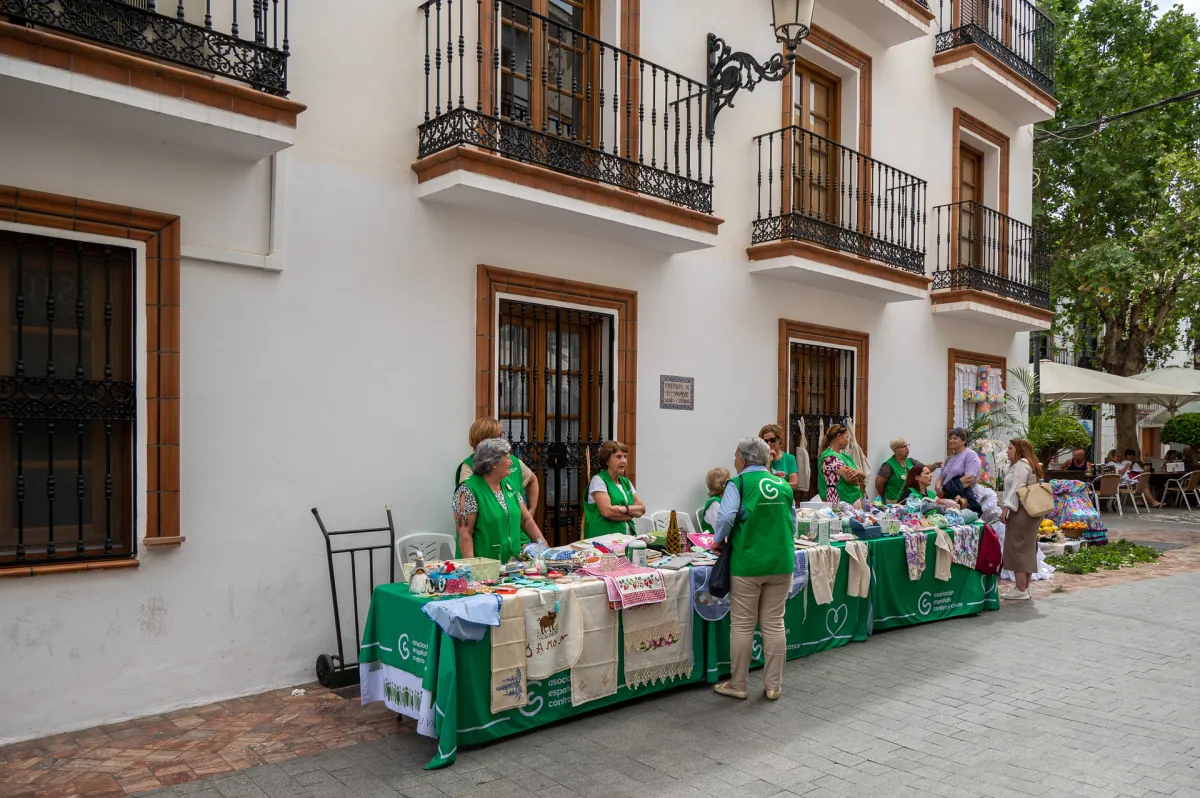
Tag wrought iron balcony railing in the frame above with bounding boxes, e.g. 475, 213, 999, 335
2, 0, 290, 95
1030, 332, 1100, 370
933, 201, 1050, 309
752, 126, 928, 274
417, 0, 713, 214
934, 0, 1055, 96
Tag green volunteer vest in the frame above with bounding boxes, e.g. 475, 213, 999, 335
455, 453, 525, 500
583, 470, 635, 538
882, 456, 914, 504
698, 495, 721, 534
816, 447, 864, 504
900, 486, 936, 502
458, 474, 527, 563
730, 471, 796, 578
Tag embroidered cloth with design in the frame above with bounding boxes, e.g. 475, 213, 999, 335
580, 561, 667, 609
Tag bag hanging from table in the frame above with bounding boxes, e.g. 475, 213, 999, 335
707, 475, 744, 599
1017, 482, 1055, 518
975, 523, 1003, 575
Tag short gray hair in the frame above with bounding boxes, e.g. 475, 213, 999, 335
737, 436, 771, 467
473, 437, 512, 476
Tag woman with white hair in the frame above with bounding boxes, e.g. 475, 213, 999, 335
452, 438, 547, 562
711, 436, 795, 701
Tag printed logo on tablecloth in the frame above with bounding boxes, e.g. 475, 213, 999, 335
517, 673, 572, 718
981, 573, 997, 597
825, 604, 848, 637
918, 592, 932, 616
397, 633, 411, 660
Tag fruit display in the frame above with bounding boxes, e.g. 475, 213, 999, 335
1038, 518, 1065, 542
1060, 521, 1088, 538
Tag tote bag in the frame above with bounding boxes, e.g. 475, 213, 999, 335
975, 523, 1003, 575
1017, 482, 1055, 518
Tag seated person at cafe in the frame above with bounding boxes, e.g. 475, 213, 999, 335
699, 467, 731, 534
936, 427, 982, 513
584, 440, 646, 537
760, 424, 799, 491
455, 417, 539, 513
1165, 450, 1182, 463
875, 437, 942, 504
897, 464, 938, 502
1063, 447, 1093, 473
1117, 448, 1163, 507
452, 438, 547, 561
817, 424, 866, 504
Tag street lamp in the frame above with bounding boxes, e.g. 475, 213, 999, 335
706, 0, 815, 139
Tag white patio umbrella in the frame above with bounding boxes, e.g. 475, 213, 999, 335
1134, 366, 1200, 427
1038, 361, 1200, 407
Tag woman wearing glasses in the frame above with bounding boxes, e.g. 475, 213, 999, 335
759, 424, 799, 492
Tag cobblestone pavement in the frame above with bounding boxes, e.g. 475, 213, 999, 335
117, 572, 1200, 798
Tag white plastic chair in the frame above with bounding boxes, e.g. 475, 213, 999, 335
1163, 471, 1200, 510
1119, 472, 1154, 515
649, 510, 695, 534
632, 516, 656, 536
395, 532, 454, 569
1090, 473, 1122, 515
695, 506, 709, 533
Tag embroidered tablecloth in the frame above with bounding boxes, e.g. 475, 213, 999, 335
580, 561, 667, 608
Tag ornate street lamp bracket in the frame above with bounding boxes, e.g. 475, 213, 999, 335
706, 33, 798, 139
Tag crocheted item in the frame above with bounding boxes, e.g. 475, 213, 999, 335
580, 561, 667, 609
490, 593, 527, 713
623, 570, 692, 690
571, 581, 619, 707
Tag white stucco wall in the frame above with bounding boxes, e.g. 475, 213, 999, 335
0, 0, 1038, 743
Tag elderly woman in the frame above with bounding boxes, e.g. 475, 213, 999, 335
816, 424, 865, 504
455, 417, 538, 513
1000, 438, 1043, 601
712, 437, 795, 701
759, 424, 799, 491
936, 427, 982, 511
875, 438, 941, 504
584, 440, 645, 538
698, 467, 731, 534
452, 438, 546, 562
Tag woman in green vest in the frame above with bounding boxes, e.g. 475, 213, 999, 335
759, 424, 799, 492
897, 464, 937, 502
816, 424, 866, 504
711, 437, 795, 702
453, 417, 538, 513
875, 438, 941, 504
583, 440, 645, 538
452, 438, 546, 563
698, 467, 731, 534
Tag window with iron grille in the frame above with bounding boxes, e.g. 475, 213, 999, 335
497, 299, 613, 547
788, 342, 856, 499
0, 231, 136, 567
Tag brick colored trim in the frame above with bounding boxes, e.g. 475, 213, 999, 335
0, 22, 305, 126
952, 107, 1010, 215
930, 287, 1055, 322
778, 319, 870, 452
0, 184, 182, 548
748, 239, 933, 291
620, 0, 642, 161
477, 265, 638, 486
947, 347, 1008, 437
933, 43, 1059, 108
413, 146, 723, 234
782, 25, 873, 156
0, 558, 140, 579
896, 0, 936, 22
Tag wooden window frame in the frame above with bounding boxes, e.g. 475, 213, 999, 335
783, 58, 842, 221
778, 319, 869, 451
477, 265, 637, 483
946, 348, 1007, 437
0, 185, 183, 577
780, 26, 872, 155
950, 108, 1010, 272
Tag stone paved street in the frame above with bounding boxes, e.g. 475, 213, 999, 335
125, 571, 1199, 798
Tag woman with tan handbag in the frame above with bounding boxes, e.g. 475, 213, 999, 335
1000, 438, 1045, 601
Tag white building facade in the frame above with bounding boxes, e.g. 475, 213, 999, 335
0, 0, 1056, 743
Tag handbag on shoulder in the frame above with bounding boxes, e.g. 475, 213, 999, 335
1017, 482, 1055, 518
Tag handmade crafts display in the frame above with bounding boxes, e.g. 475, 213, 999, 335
579, 560, 667, 609
843, 540, 870, 599
961, 365, 1004, 482
490, 594, 527, 713
522, 586, 582, 679
903, 530, 927, 580
623, 569, 693, 689
806, 545, 842, 605
1045, 479, 1109, 545
571, 582, 619, 707
950, 525, 980, 569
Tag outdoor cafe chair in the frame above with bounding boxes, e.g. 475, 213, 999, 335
650, 509, 696, 535
1091, 473, 1122, 515
1119, 472, 1154, 515
394, 531, 455, 567
1162, 471, 1200, 511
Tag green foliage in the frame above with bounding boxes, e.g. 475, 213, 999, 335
1037, 0, 1200, 376
1162, 413, 1200, 447
990, 367, 1092, 463
1028, 411, 1092, 462
1044, 539, 1161, 574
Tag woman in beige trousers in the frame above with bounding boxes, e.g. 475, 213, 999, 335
711, 437, 797, 701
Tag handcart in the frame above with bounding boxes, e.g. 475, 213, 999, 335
310, 506, 396, 689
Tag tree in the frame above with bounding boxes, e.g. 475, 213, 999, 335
1162, 413, 1200, 448
1036, 0, 1200, 451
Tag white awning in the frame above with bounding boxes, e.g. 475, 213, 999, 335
1134, 367, 1200, 426
1038, 361, 1200, 406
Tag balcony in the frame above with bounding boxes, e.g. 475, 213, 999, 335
930, 201, 1052, 330
829, 0, 935, 47
746, 126, 930, 303
410, 0, 721, 254
932, 0, 1057, 125
0, 0, 300, 161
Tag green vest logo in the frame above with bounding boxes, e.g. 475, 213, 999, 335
758, 475, 786, 500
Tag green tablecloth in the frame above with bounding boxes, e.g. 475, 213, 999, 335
869, 529, 1000, 630
358, 582, 704, 770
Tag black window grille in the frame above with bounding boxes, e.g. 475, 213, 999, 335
788, 342, 856, 499
497, 299, 613, 547
1, 231, 136, 567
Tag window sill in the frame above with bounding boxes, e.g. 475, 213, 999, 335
143, 536, 187, 548
0, 558, 140, 579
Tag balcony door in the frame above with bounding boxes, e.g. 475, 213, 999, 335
957, 143, 984, 268
791, 61, 840, 223
500, 0, 599, 143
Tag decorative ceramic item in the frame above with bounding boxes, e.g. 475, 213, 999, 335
665, 510, 681, 555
